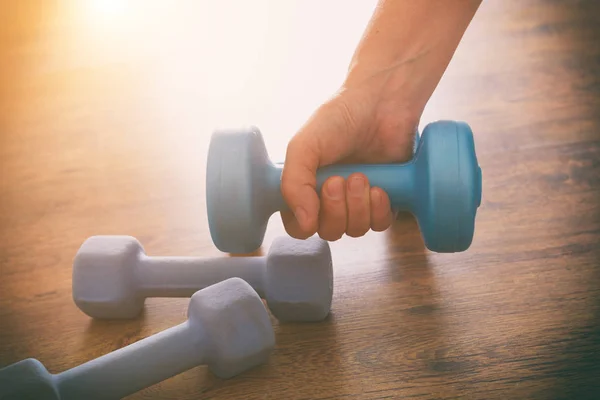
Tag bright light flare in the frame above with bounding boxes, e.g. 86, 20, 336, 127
89, 0, 127, 18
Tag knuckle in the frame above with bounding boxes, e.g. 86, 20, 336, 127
317, 220, 343, 242
345, 206, 370, 237
346, 222, 370, 238
346, 229, 369, 238
318, 213, 346, 242
318, 230, 343, 242
318, 229, 344, 242
371, 222, 390, 232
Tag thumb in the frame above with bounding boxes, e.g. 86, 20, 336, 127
280, 131, 321, 239
280, 97, 358, 239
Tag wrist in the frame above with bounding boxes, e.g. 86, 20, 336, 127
343, 0, 482, 111
341, 56, 432, 126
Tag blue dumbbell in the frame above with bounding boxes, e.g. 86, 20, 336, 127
206, 120, 482, 254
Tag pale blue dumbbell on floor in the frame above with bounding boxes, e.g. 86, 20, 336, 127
206, 120, 482, 254
0, 278, 275, 400
71, 235, 332, 322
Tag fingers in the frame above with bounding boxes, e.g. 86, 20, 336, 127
370, 187, 394, 231
317, 176, 347, 241
281, 94, 359, 240
345, 174, 371, 237
281, 89, 399, 240
316, 174, 393, 241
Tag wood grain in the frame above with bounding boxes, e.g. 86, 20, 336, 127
1, 0, 599, 399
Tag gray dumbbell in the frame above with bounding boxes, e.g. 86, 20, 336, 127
72, 235, 333, 322
0, 278, 275, 400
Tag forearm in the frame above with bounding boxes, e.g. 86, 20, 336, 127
345, 0, 482, 111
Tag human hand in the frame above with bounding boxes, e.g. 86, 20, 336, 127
280, 73, 421, 241
279, 0, 481, 242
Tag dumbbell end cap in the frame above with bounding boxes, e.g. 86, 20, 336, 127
72, 235, 145, 319
265, 236, 333, 322
0, 358, 59, 400
206, 127, 271, 254
476, 165, 482, 207
417, 120, 481, 253
188, 278, 275, 379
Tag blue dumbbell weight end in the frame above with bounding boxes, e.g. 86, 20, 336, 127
206, 120, 482, 254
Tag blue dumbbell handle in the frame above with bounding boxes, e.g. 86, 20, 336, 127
265, 162, 417, 213
267, 132, 420, 213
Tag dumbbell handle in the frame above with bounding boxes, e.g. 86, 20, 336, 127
266, 162, 416, 213
54, 320, 204, 400
136, 255, 266, 298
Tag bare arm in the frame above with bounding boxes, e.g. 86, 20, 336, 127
345, 0, 482, 112
281, 0, 482, 240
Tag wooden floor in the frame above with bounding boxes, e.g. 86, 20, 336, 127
1, 0, 599, 399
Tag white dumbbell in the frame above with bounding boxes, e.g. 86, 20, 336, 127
0, 278, 275, 400
72, 235, 333, 322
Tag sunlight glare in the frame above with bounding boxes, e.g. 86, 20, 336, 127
89, 0, 127, 18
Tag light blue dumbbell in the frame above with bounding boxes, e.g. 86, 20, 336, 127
0, 278, 275, 400
71, 235, 333, 322
206, 120, 482, 254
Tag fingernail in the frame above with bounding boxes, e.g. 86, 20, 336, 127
371, 188, 381, 206
349, 176, 365, 197
325, 178, 344, 199
294, 206, 309, 229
